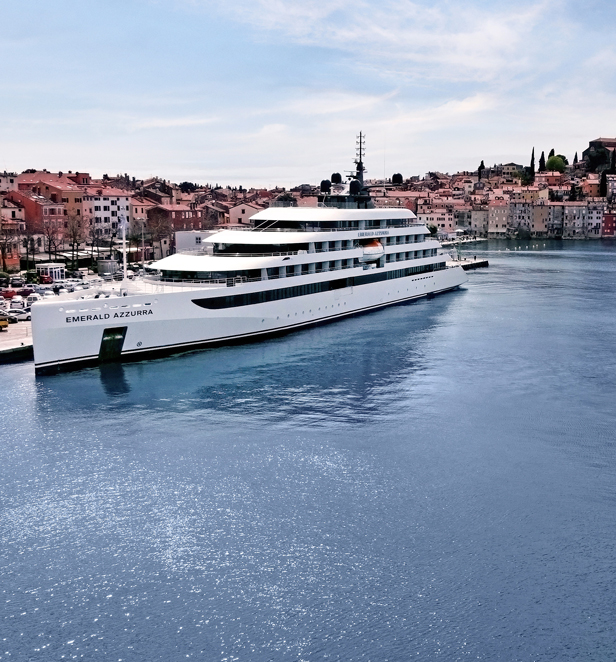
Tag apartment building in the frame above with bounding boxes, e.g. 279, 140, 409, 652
531, 202, 548, 237
84, 187, 132, 237
5, 190, 65, 235
562, 202, 588, 238
470, 206, 488, 236
510, 201, 533, 232
488, 200, 508, 237
0, 172, 18, 193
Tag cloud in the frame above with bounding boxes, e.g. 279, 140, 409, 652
197, 0, 553, 82
131, 115, 219, 130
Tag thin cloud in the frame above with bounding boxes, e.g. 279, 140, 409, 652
197, 0, 553, 82
132, 116, 219, 129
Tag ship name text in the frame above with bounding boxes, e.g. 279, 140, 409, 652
66, 309, 154, 323
358, 230, 389, 237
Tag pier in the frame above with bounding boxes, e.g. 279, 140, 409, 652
447, 257, 489, 271
0, 322, 33, 363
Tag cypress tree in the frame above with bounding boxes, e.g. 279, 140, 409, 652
573, 152, 578, 164
548, 148, 555, 158
539, 151, 546, 172
569, 185, 577, 202
478, 160, 485, 180
530, 148, 535, 180
600, 170, 608, 197
610, 149, 616, 174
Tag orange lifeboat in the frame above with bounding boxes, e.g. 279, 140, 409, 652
359, 239, 384, 263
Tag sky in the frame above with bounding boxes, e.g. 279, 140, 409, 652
1, 0, 615, 187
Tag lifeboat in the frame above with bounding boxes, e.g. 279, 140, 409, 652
358, 239, 384, 263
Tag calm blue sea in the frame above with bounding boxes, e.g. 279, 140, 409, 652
2, 240, 616, 661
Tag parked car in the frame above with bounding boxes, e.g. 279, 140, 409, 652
10, 296, 25, 308
26, 294, 43, 306
39, 274, 53, 284
8, 308, 31, 321
10, 277, 25, 287
1, 311, 18, 324
1, 288, 16, 299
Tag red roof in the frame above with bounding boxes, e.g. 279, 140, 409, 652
155, 204, 193, 211
83, 186, 132, 197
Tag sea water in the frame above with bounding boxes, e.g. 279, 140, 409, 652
1, 240, 616, 661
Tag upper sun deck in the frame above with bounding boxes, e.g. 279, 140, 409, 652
251, 206, 414, 223
248, 206, 417, 231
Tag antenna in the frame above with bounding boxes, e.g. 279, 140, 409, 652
354, 132, 366, 185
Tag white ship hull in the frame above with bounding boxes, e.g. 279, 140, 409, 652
32, 265, 466, 374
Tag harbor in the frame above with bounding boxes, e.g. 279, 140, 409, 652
2, 240, 616, 661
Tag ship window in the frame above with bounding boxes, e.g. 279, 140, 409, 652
192, 263, 446, 310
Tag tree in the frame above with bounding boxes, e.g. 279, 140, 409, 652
538, 151, 546, 172
573, 152, 578, 164
127, 230, 142, 265
148, 209, 173, 259
610, 149, 616, 174
42, 221, 61, 262
65, 212, 89, 271
22, 234, 37, 273
179, 181, 198, 194
556, 154, 569, 165
546, 155, 566, 173
600, 170, 608, 197
478, 160, 485, 180
0, 221, 19, 273
569, 185, 577, 202
548, 148, 555, 158
530, 148, 535, 180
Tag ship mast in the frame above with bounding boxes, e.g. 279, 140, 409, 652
354, 131, 366, 185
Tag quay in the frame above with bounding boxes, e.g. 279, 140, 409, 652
447, 257, 489, 271
0, 322, 33, 363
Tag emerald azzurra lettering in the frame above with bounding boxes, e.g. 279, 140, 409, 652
66, 309, 154, 323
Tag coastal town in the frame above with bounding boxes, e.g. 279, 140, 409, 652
1, 136, 616, 277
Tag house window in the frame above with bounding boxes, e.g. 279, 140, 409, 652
103, 206, 110, 211
95, 206, 101, 211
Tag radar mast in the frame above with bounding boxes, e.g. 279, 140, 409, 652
354, 131, 366, 185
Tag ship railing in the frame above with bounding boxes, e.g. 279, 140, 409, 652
141, 263, 360, 288
256, 222, 421, 232
208, 246, 357, 258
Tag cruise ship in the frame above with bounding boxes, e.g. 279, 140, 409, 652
31, 150, 467, 374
